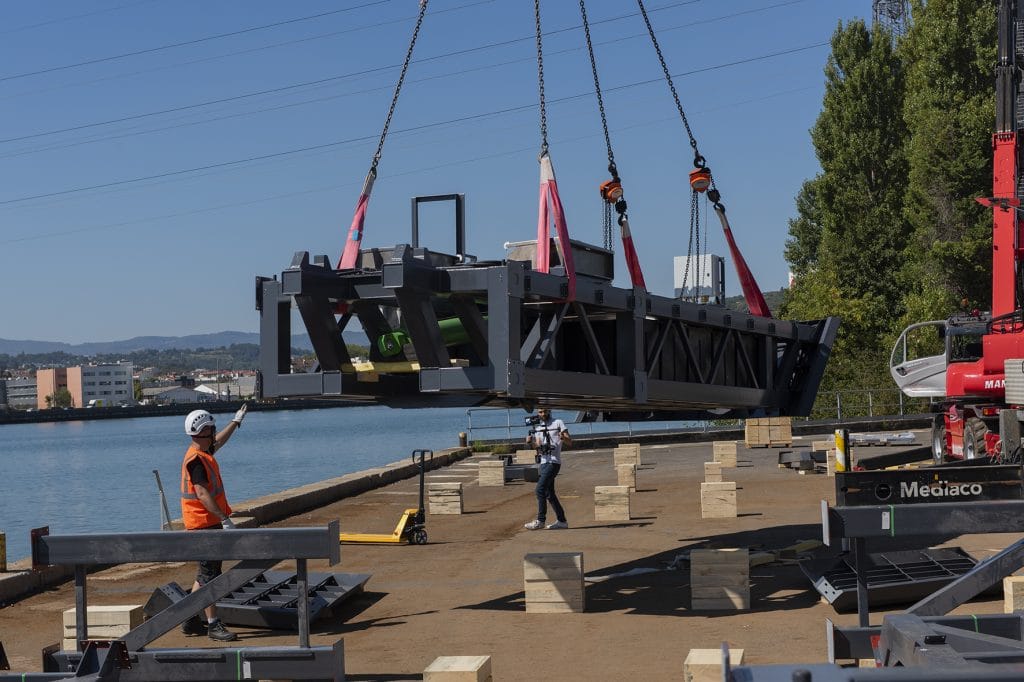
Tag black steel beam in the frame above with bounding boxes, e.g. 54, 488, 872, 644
829, 615, 1024, 661
35, 523, 341, 566
34, 640, 345, 681
123, 559, 275, 651
908, 537, 1024, 617
259, 241, 838, 414
823, 500, 1024, 543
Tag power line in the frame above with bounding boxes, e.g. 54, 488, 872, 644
0, 0, 158, 36
0, 0, 395, 83
0, 41, 827, 207
0, 0, 795, 146
0, 0, 500, 102
0, 84, 817, 245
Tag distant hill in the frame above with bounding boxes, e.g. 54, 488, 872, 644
0, 330, 368, 356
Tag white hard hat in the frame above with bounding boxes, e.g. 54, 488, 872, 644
185, 409, 215, 435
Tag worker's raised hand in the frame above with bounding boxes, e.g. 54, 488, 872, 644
221, 517, 237, 530
232, 402, 248, 426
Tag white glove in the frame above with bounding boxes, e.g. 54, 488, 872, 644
232, 403, 248, 426
221, 517, 236, 529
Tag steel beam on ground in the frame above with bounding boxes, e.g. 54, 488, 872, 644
907, 537, 1024, 617
34, 523, 340, 566
35, 640, 345, 681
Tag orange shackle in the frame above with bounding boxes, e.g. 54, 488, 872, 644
689, 167, 711, 193
599, 179, 623, 204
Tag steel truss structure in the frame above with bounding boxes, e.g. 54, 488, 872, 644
1, 524, 344, 682
257, 203, 838, 417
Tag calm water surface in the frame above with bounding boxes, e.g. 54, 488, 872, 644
0, 405, 691, 561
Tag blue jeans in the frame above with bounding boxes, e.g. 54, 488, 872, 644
535, 462, 565, 524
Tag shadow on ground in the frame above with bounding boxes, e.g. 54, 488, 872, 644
456, 523, 830, 617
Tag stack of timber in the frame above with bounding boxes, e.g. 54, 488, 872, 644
704, 461, 724, 483
712, 441, 738, 467
616, 463, 636, 490
683, 648, 745, 682
690, 549, 750, 611
423, 655, 493, 682
700, 482, 737, 519
523, 552, 585, 613
62, 605, 143, 651
1005, 576, 1024, 613
478, 459, 505, 487
515, 449, 537, 464
428, 482, 463, 515
613, 443, 641, 467
744, 417, 792, 448
594, 485, 631, 521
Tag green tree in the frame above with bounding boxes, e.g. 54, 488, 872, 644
783, 19, 909, 394
52, 387, 72, 408
898, 0, 997, 325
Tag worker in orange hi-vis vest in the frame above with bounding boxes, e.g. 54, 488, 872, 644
179, 404, 248, 642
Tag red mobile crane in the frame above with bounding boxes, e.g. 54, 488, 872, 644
890, 0, 1024, 463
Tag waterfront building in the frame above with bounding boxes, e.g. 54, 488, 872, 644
35, 368, 69, 408
71, 362, 135, 407
4, 377, 37, 409
37, 362, 136, 408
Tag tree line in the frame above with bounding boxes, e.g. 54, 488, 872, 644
782, 0, 997, 413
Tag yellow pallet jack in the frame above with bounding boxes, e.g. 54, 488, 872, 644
340, 449, 432, 545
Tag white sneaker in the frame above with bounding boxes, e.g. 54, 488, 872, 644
524, 520, 543, 530
546, 521, 568, 530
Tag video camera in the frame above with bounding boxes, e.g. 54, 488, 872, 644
524, 414, 544, 426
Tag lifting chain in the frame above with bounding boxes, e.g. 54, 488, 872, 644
534, 0, 549, 158
579, 0, 627, 251
369, 0, 428, 176
636, 0, 724, 211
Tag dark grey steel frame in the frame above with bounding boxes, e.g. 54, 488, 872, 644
819, 498, 1024, 672
1, 524, 343, 682
256, 244, 839, 416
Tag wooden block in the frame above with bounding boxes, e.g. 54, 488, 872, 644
712, 441, 737, 467
700, 482, 737, 519
594, 485, 630, 521
523, 552, 583, 580
515, 449, 537, 464
1004, 576, 1024, 613
63, 623, 133, 638
477, 460, 505, 487
613, 448, 640, 468
616, 463, 636, 490
424, 655, 493, 682
524, 579, 586, 602
703, 461, 723, 483
812, 439, 833, 452
61, 638, 76, 651
712, 441, 738, 456
684, 648, 745, 682
690, 573, 750, 588
524, 552, 585, 612
691, 548, 749, 567
428, 482, 463, 514
62, 605, 143, 628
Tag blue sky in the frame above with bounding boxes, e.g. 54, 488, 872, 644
0, 0, 874, 344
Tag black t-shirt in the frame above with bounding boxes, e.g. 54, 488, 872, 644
187, 458, 210, 489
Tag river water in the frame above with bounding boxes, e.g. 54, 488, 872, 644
0, 405, 693, 562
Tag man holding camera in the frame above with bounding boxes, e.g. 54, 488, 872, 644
524, 407, 572, 530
